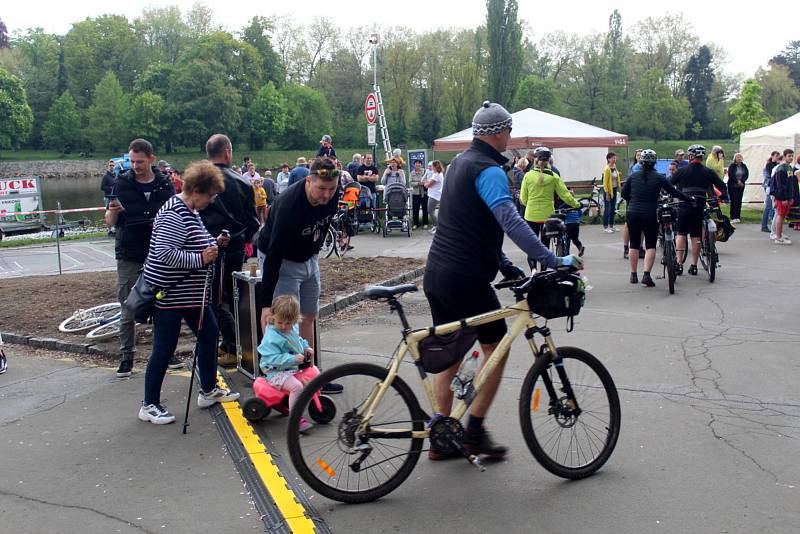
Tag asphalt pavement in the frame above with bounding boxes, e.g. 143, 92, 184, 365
1, 223, 798, 533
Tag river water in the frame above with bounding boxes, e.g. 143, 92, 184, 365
42, 177, 110, 225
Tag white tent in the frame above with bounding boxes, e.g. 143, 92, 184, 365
739, 112, 800, 207
433, 108, 628, 182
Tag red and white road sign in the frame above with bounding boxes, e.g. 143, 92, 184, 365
364, 93, 378, 124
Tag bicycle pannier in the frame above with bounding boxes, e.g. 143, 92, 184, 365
527, 271, 585, 320
543, 217, 567, 238
417, 327, 478, 374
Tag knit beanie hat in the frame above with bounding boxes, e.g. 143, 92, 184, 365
472, 101, 513, 136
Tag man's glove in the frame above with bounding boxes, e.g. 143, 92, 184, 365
558, 255, 584, 270
500, 262, 526, 280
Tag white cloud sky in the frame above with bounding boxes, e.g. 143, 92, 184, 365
4, 1, 792, 76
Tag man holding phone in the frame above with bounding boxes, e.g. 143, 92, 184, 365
105, 139, 175, 378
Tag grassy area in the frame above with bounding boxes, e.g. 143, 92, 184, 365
0, 230, 107, 248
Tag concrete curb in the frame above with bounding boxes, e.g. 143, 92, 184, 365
1, 265, 426, 355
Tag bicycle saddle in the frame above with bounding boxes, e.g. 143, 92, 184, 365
365, 284, 418, 299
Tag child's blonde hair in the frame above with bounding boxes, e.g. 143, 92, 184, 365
271, 294, 300, 324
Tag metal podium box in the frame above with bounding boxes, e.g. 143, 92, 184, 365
232, 270, 263, 379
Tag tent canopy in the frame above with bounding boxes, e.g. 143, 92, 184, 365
433, 107, 628, 152
739, 112, 800, 206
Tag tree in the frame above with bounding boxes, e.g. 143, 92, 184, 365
757, 65, 800, 122
0, 17, 9, 49
280, 83, 332, 149
513, 75, 561, 114
42, 90, 82, 153
240, 16, 286, 87
629, 13, 699, 96
729, 79, 771, 141
770, 40, 800, 90
11, 29, 62, 147
601, 10, 629, 131
486, 0, 523, 106
310, 48, 368, 148
185, 2, 219, 37
129, 91, 165, 149
381, 31, 424, 144
248, 82, 287, 150
166, 58, 241, 150
444, 50, 482, 131
62, 15, 146, 106
86, 72, 130, 152
683, 45, 715, 137
134, 5, 190, 65
630, 69, 691, 142
0, 67, 34, 151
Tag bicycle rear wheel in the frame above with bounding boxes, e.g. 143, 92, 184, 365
59, 303, 121, 333
287, 363, 425, 504
700, 226, 716, 283
336, 230, 352, 257
519, 346, 620, 479
321, 227, 336, 258
664, 238, 676, 294
85, 318, 121, 341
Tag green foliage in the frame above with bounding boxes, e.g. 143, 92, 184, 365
729, 79, 771, 140
280, 83, 331, 149
631, 69, 691, 142
486, 0, 524, 107
241, 16, 285, 87
683, 45, 715, 137
249, 82, 287, 149
129, 91, 166, 149
134, 5, 191, 65
42, 91, 82, 153
757, 65, 800, 122
166, 58, 241, 149
0, 17, 8, 49
513, 75, 561, 114
0, 67, 34, 150
86, 72, 130, 152
770, 40, 800, 90
62, 15, 145, 106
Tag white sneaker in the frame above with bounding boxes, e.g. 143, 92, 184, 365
139, 402, 176, 424
775, 237, 792, 245
604, 228, 614, 233
197, 387, 240, 408
731, 218, 740, 223
770, 233, 777, 240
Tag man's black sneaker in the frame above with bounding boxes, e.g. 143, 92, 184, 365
629, 272, 638, 284
641, 273, 656, 287
116, 360, 133, 378
167, 355, 184, 370
321, 382, 344, 394
578, 245, 585, 257
464, 429, 508, 459
675, 264, 683, 276
688, 264, 698, 276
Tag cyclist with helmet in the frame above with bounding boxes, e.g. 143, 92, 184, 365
621, 149, 690, 286
424, 102, 583, 460
670, 144, 728, 275
519, 147, 581, 269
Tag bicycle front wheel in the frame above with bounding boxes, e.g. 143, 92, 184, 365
519, 346, 621, 479
85, 318, 121, 341
321, 227, 336, 258
700, 226, 716, 283
664, 238, 676, 294
287, 363, 425, 504
59, 303, 121, 333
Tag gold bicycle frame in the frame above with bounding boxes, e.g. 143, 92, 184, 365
356, 297, 560, 439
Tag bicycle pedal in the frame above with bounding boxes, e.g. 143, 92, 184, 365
468, 454, 486, 472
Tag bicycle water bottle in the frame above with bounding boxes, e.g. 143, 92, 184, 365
450, 351, 480, 400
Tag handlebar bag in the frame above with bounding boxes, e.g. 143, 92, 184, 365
527, 271, 585, 320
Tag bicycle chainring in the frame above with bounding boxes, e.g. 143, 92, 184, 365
428, 416, 464, 454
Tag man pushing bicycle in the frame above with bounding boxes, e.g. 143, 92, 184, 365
423, 101, 583, 460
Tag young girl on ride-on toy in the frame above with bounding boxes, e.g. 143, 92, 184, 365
242, 295, 334, 432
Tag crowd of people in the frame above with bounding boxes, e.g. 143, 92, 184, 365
97, 99, 797, 438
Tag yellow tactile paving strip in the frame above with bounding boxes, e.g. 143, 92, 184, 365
216, 375, 317, 534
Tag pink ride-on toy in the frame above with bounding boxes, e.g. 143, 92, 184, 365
242, 365, 336, 424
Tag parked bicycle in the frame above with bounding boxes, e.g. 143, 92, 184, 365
581, 177, 603, 224
285, 267, 620, 504
656, 196, 680, 295
59, 303, 122, 341
699, 198, 720, 283
321, 202, 356, 259
542, 205, 585, 257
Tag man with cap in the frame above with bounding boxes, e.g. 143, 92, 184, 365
289, 157, 309, 187
157, 160, 170, 174
675, 149, 688, 169
316, 135, 337, 160
424, 101, 583, 460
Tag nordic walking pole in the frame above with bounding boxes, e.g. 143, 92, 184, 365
183, 266, 213, 435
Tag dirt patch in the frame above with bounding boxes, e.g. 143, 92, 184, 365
0, 256, 424, 341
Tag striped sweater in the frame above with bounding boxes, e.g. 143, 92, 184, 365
143, 196, 215, 309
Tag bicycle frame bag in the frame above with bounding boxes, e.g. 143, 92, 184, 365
527, 271, 585, 320
417, 326, 478, 374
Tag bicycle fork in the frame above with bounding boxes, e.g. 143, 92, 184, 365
525, 327, 581, 416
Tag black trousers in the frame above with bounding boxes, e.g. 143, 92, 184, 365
211, 248, 244, 354
412, 194, 428, 226
566, 222, 582, 252
729, 185, 744, 219
526, 221, 550, 270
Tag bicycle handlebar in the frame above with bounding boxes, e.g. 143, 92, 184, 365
493, 266, 579, 291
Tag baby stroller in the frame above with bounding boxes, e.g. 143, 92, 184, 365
382, 182, 412, 237
355, 185, 377, 233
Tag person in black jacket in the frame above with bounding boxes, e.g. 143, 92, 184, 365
199, 134, 260, 366
726, 154, 749, 223
105, 139, 175, 378
100, 160, 117, 205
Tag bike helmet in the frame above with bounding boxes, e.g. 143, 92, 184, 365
533, 147, 552, 161
640, 149, 657, 165
321, 134, 332, 143
687, 144, 706, 160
